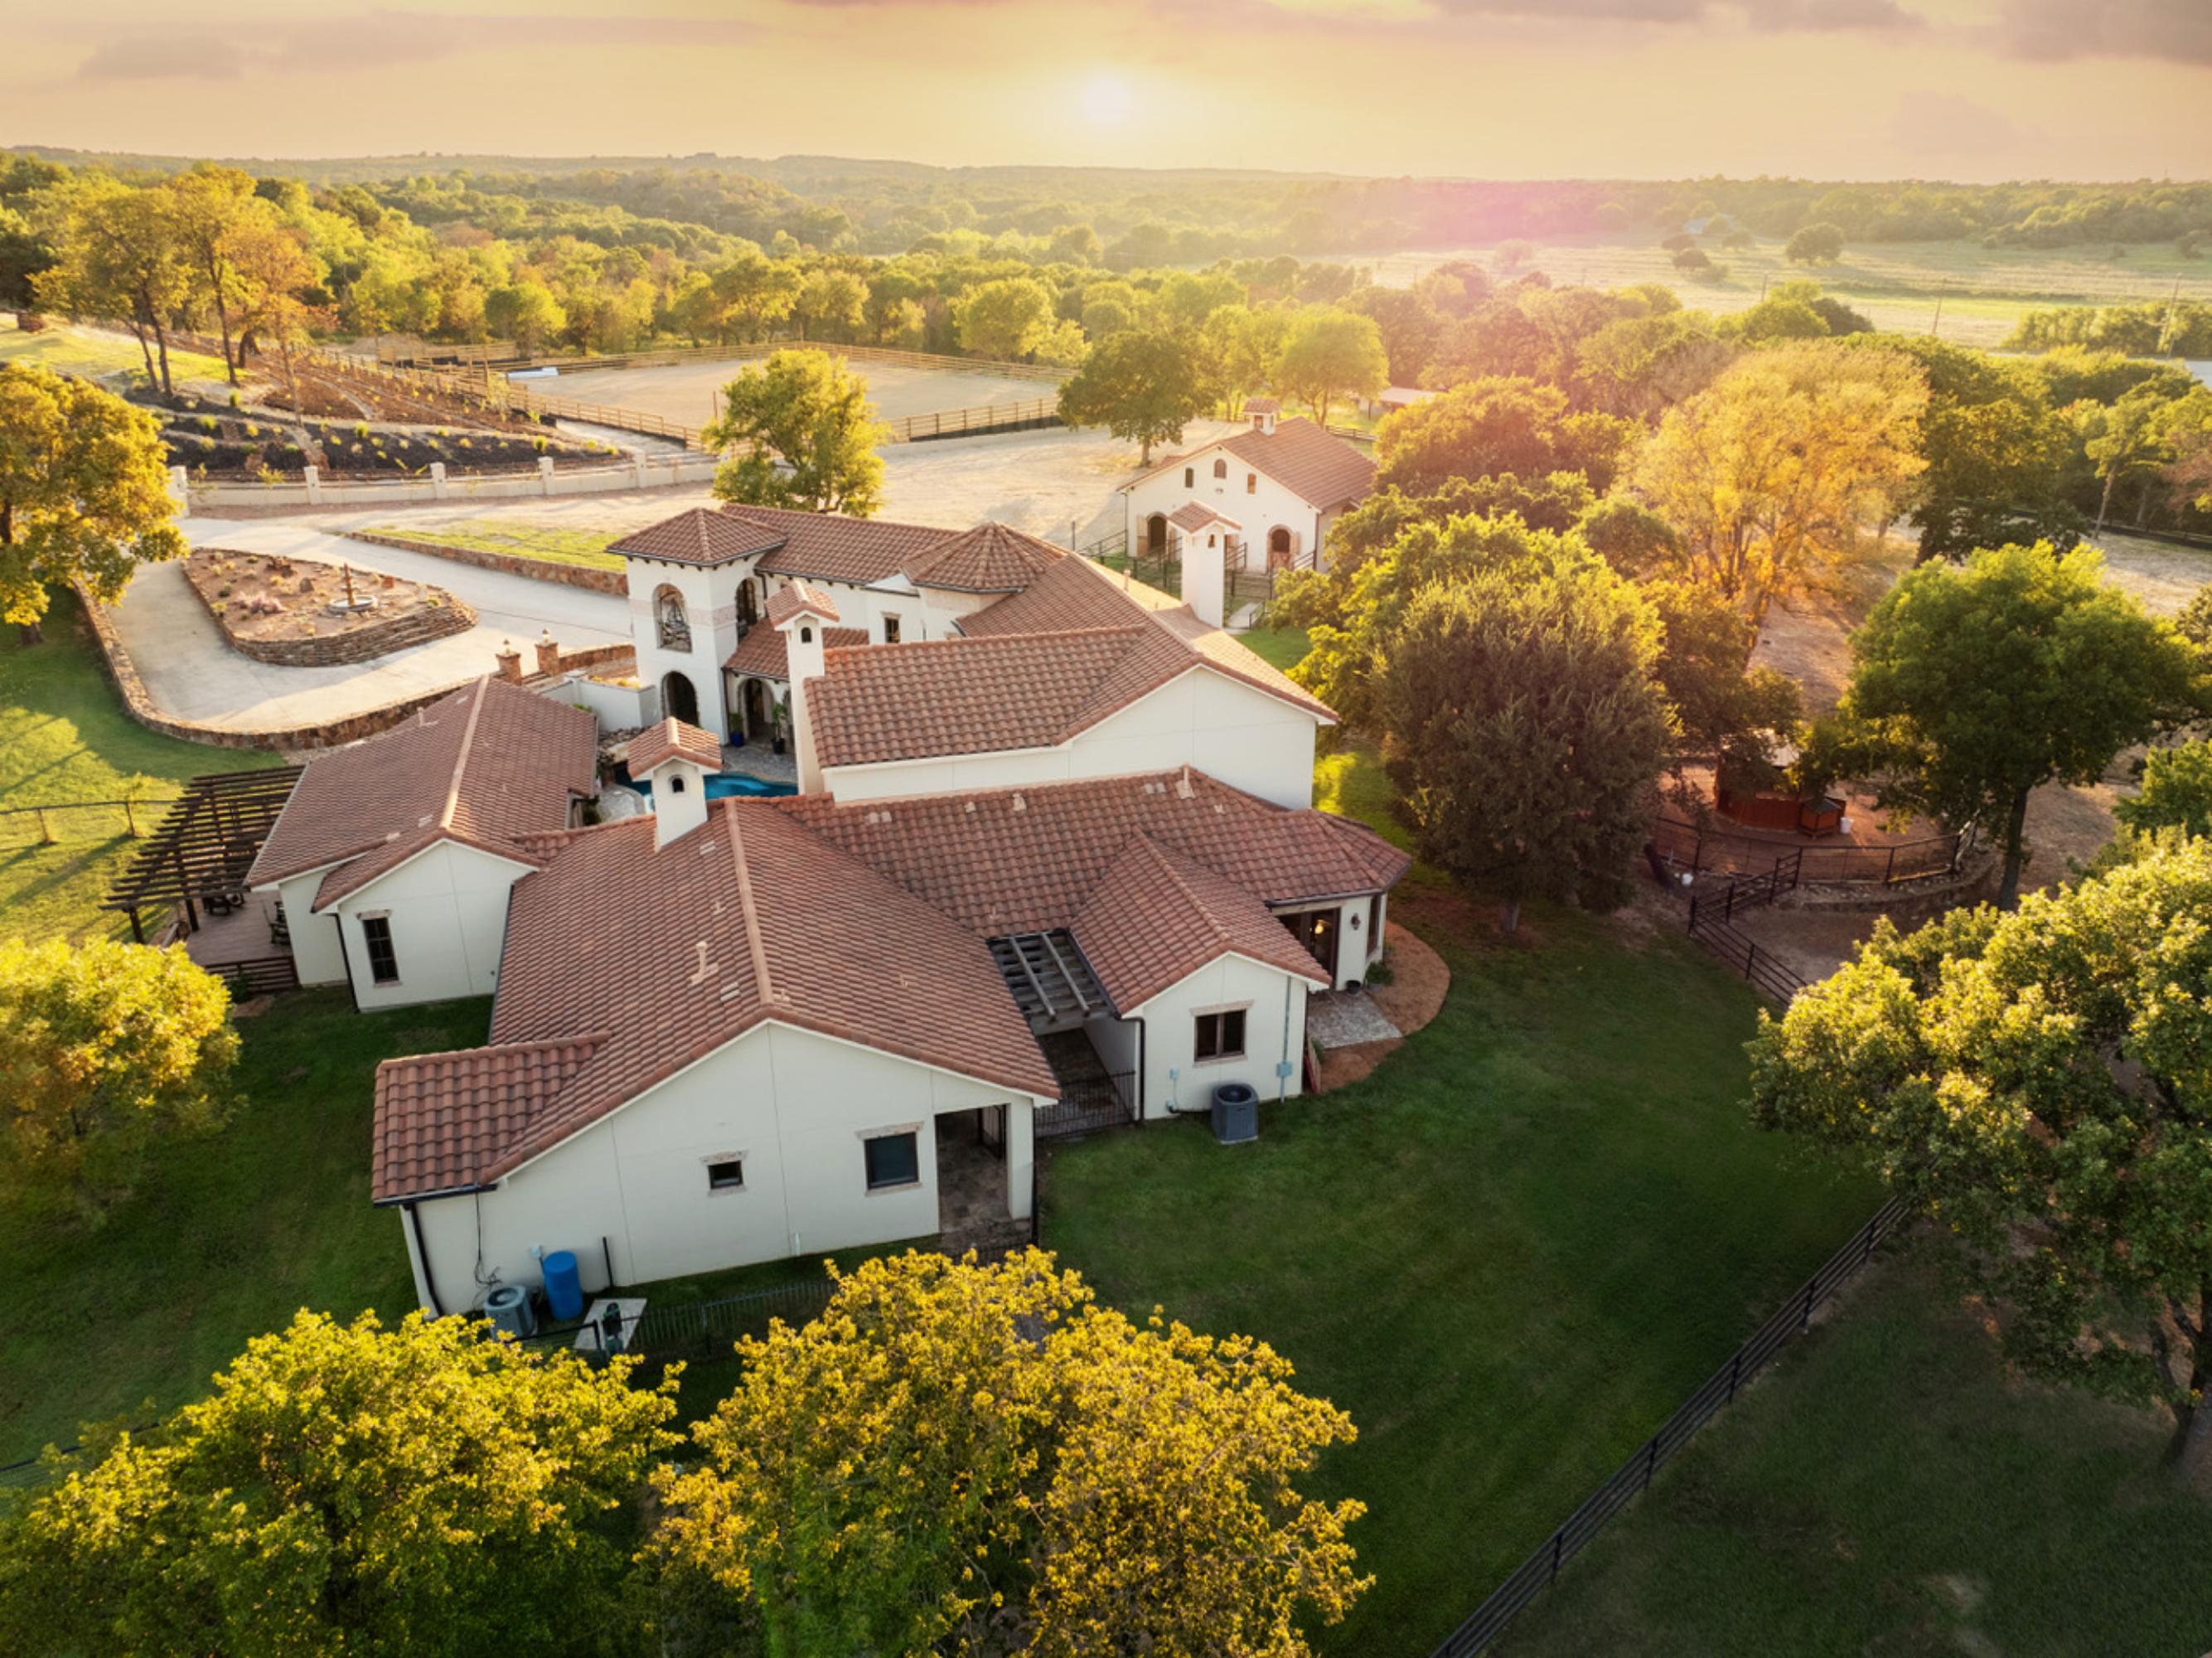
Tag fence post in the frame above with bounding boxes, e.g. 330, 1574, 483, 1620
1744, 939, 1757, 982
124, 799, 137, 838
1726, 1349, 1742, 1402
1641, 1436, 1658, 1491
1548, 1530, 1564, 1583
1800, 1279, 1818, 1331
36, 807, 51, 846
1885, 845, 1896, 885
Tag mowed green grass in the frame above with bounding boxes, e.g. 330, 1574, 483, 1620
0, 991, 480, 1466
0, 317, 228, 384
1496, 1254, 2212, 1657
0, 589, 286, 944
1039, 906, 1879, 1656
359, 518, 627, 573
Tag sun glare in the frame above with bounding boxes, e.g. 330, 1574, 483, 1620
1079, 73, 1135, 128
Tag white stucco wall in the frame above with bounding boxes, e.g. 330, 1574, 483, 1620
1122, 444, 1327, 575
332, 841, 532, 1011
627, 555, 753, 744
537, 670, 654, 734
265, 869, 346, 986
820, 666, 1322, 811
404, 1020, 1045, 1312
1130, 953, 1314, 1120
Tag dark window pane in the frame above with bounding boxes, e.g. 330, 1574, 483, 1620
1223, 1010, 1246, 1055
362, 916, 399, 985
707, 1159, 743, 1191
865, 1132, 919, 1190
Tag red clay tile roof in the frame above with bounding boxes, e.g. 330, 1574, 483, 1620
1123, 416, 1374, 511
1243, 397, 1280, 414
765, 579, 841, 626
607, 507, 784, 566
1168, 502, 1239, 532
248, 678, 598, 910
726, 504, 957, 586
626, 717, 721, 773
725, 623, 867, 679
372, 1035, 607, 1202
805, 558, 1333, 769
900, 522, 1067, 594
370, 770, 1406, 1202
1072, 836, 1328, 1011
776, 768, 1409, 939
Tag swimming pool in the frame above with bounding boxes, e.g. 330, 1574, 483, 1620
614, 765, 796, 801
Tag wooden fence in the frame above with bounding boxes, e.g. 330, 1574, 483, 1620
489, 338, 1076, 383
1427, 1198, 1911, 1656
0, 795, 176, 850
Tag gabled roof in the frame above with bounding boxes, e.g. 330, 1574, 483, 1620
1243, 396, 1280, 414
1168, 502, 1240, 533
1072, 836, 1328, 1011
371, 770, 1408, 1204
765, 579, 841, 626
806, 559, 1333, 771
900, 522, 1067, 594
731, 504, 960, 585
1123, 416, 1375, 511
247, 678, 598, 911
626, 717, 721, 773
726, 623, 868, 680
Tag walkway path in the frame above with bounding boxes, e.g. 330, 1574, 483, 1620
109, 517, 628, 734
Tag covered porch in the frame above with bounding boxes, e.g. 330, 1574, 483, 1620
989, 928, 1140, 1138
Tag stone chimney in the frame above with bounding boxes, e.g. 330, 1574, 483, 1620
494, 639, 523, 683
534, 630, 561, 677
771, 583, 840, 794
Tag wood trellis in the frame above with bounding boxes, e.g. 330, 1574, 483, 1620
102, 767, 304, 943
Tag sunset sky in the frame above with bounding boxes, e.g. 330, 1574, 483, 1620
4, 0, 2206, 182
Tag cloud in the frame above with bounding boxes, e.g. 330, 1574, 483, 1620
1997, 0, 2212, 65
77, 12, 760, 80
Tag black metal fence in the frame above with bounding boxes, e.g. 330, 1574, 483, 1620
1685, 911, 1810, 1005
1651, 817, 1963, 885
1033, 1069, 1140, 1140
1428, 1199, 1911, 1657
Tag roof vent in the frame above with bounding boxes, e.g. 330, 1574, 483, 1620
688, 941, 714, 986
1011, 793, 1027, 812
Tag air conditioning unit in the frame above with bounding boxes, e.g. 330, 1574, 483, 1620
484, 1282, 536, 1339
1211, 1081, 1259, 1146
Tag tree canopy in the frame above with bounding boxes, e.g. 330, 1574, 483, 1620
1373, 375, 1634, 498
650, 1248, 1367, 1656
1271, 307, 1388, 429
0, 1309, 677, 1654
704, 347, 887, 516
1747, 837, 2212, 1481
1055, 327, 1221, 463
1810, 543, 2205, 908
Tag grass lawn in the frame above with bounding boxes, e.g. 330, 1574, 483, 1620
0, 317, 228, 384
1039, 902, 1880, 1656
361, 517, 627, 572
0, 991, 483, 1466
0, 589, 286, 944
1496, 1253, 2212, 1656
1235, 623, 1310, 673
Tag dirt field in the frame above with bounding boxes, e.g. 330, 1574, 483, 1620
530, 356, 1054, 429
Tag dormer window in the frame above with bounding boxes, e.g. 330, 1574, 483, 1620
1212, 458, 1228, 480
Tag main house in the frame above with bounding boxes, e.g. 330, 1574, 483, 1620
247, 500, 1406, 1317
1118, 401, 1376, 577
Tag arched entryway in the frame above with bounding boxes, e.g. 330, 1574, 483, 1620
1267, 526, 1294, 570
743, 676, 773, 740
736, 581, 758, 628
1145, 513, 1169, 557
661, 670, 700, 726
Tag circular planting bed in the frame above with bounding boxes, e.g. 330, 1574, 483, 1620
184, 548, 477, 667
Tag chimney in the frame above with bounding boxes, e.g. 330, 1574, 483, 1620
534, 630, 561, 677
1246, 396, 1280, 438
772, 585, 838, 794
494, 639, 522, 683
1180, 529, 1226, 629
642, 754, 710, 849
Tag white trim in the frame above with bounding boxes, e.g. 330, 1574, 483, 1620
1124, 950, 1329, 1017
313, 835, 540, 914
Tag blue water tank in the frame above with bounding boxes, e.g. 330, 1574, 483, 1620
542, 1250, 584, 1321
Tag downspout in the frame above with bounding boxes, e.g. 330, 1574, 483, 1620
1279, 975, 1293, 1101
402, 1200, 448, 1316
1134, 1016, 1147, 1122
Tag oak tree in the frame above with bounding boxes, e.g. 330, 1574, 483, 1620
1056, 327, 1220, 463
704, 348, 887, 517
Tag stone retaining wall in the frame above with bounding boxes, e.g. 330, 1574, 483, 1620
343, 530, 628, 596
185, 552, 477, 667
73, 581, 477, 753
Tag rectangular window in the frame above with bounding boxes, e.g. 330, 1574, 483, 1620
706, 1158, 744, 1191
883, 614, 902, 644
361, 915, 399, 985
1246, 472, 1256, 493
1194, 1008, 1246, 1062
864, 1131, 920, 1190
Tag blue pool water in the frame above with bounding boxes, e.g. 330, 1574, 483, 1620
616, 765, 796, 800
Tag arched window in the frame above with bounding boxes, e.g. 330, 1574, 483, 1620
800, 624, 813, 644
654, 585, 691, 652
1212, 458, 1228, 479
1246, 472, 1257, 494
1183, 467, 1194, 487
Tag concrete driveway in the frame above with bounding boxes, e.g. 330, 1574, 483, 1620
109, 517, 629, 734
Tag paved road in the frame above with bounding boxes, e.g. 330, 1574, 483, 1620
109, 517, 628, 734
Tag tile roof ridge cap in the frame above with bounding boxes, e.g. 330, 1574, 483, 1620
722, 802, 778, 1007
384, 1030, 616, 1067
436, 676, 494, 834
1125, 831, 1220, 928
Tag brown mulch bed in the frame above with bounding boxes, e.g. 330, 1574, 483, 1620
1313, 921, 1450, 1093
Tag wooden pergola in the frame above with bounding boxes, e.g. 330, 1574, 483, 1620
103, 766, 304, 943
